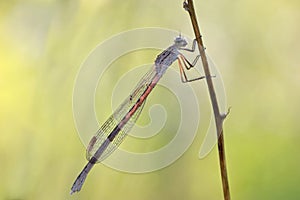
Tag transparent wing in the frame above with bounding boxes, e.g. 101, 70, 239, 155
86, 66, 157, 162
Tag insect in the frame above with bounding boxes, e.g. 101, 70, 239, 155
71, 35, 206, 194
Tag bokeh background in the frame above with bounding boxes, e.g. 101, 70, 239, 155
1, 0, 300, 199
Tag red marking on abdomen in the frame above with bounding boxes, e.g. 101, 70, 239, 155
118, 74, 161, 129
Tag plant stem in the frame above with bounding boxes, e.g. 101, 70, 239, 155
183, 1, 231, 199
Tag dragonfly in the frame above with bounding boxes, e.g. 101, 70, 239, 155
71, 35, 207, 194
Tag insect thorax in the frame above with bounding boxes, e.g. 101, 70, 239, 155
154, 46, 179, 74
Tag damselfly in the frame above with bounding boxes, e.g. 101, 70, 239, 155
71, 35, 206, 194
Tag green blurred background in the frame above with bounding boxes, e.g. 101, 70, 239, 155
1, 0, 300, 199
